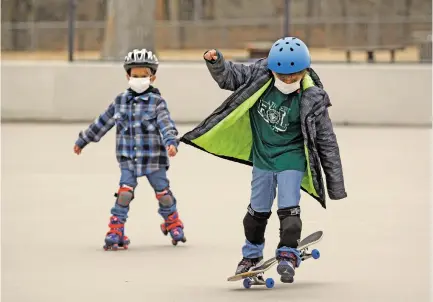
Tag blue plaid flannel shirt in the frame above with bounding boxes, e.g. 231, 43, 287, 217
75, 88, 179, 176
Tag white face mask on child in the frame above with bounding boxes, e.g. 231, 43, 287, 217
128, 77, 151, 93
273, 76, 301, 95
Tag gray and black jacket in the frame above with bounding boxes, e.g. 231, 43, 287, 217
180, 50, 347, 208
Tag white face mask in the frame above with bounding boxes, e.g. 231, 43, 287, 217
128, 77, 151, 93
273, 76, 301, 95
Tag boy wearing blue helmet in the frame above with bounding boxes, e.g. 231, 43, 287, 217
181, 37, 347, 283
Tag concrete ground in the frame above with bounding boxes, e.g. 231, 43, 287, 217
1, 124, 431, 302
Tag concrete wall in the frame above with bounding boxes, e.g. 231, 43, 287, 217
1, 61, 431, 126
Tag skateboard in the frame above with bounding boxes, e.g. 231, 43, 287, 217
227, 230, 323, 289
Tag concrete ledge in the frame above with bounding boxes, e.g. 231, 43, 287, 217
1, 61, 431, 126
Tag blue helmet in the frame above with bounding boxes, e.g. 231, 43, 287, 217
267, 37, 311, 74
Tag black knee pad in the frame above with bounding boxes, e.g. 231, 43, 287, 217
277, 206, 302, 249
243, 204, 272, 245
114, 185, 134, 208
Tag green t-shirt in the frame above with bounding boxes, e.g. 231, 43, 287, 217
249, 86, 306, 172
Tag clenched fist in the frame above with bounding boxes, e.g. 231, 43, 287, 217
166, 145, 177, 157
73, 144, 82, 155
204, 49, 218, 61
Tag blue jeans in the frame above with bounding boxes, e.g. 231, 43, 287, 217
242, 166, 304, 259
111, 168, 177, 222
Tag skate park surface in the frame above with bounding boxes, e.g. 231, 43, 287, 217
1, 123, 431, 302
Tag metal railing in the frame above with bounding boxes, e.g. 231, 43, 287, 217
1, 0, 431, 62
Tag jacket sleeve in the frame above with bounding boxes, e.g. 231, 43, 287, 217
204, 49, 259, 91
315, 92, 347, 200
75, 102, 116, 149
155, 97, 179, 148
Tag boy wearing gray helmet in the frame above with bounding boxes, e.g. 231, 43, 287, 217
74, 49, 186, 249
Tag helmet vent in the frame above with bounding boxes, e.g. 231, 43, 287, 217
277, 62, 281, 66
290, 47, 294, 51
291, 62, 295, 66
296, 43, 301, 46
275, 43, 280, 46
285, 42, 289, 44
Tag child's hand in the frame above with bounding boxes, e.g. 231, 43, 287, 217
166, 145, 177, 157
204, 49, 218, 61
73, 145, 82, 155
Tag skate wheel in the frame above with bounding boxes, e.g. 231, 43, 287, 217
112, 244, 119, 251
243, 278, 252, 289
123, 245, 128, 250
312, 249, 320, 259
172, 239, 178, 246
103, 245, 108, 251
181, 237, 187, 243
265, 278, 274, 288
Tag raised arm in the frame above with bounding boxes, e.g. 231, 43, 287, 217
204, 49, 264, 91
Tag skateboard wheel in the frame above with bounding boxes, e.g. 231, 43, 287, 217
243, 278, 252, 289
265, 278, 274, 288
181, 237, 187, 243
312, 249, 320, 259
103, 245, 108, 251
123, 245, 128, 250
172, 239, 178, 246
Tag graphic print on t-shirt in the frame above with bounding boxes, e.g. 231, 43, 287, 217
256, 98, 291, 133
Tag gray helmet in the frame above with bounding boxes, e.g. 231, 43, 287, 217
123, 48, 159, 74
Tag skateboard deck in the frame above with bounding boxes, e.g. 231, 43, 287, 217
227, 257, 278, 282
227, 230, 323, 288
297, 230, 323, 260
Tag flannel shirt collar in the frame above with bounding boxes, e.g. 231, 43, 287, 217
125, 86, 161, 102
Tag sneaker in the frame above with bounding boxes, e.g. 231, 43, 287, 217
276, 251, 298, 283
235, 256, 264, 275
